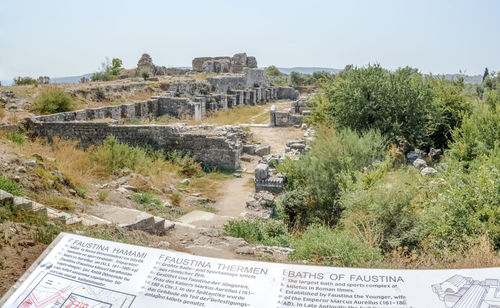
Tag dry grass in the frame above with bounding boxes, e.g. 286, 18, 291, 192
189, 172, 234, 199
386, 236, 500, 269
5, 138, 105, 188
193, 73, 217, 82
41, 196, 75, 211
1, 85, 39, 99
0, 107, 5, 119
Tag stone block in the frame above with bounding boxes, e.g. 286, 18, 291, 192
255, 145, 271, 156
0, 189, 14, 207
254, 163, 269, 180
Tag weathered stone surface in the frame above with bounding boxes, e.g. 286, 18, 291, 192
255, 145, 271, 156
254, 163, 269, 180
421, 167, 437, 177
242, 144, 256, 155
201, 227, 221, 237
406, 151, 423, 165
13, 196, 32, 210
246, 56, 257, 68
413, 158, 427, 169
193, 53, 259, 74
254, 176, 285, 194
429, 148, 443, 162
0, 189, 14, 207
235, 246, 254, 255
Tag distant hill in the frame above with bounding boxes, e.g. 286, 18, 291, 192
439, 74, 483, 84
277, 67, 342, 75
1, 73, 92, 87
50, 73, 93, 84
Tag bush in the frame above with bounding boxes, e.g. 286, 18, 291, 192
320, 65, 438, 148
276, 127, 386, 228
290, 225, 382, 267
264, 65, 289, 86
131, 192, 161, 206
139, 67, 151, 80
448, 103, 500, 163
0, 174, 24, 196
428, 78, 471, 149
224, 219, 291, 247
167, 151, 202, 177
13, 76, 38, 86
91, 136, 165, 174
5, 131, 26, 145
91, 71, 116, 82
31, 88, 75, 114
91, 57, 122, 81
43, 196, 74, 211
422, 147, 500, 250
340, 168, 424, 252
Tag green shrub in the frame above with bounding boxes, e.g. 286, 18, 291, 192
276, 127, 386, 228
264, 65, 290, 86
31, 88, 75, 114
131, 192, 161, 206
448, 103, 500, 163
167, 151, 202, 177
320, 65, 438, 148
224, 219, 291, 247
422, 150, 500, 250
13, 76, 38, 86
5, 131, 26, 145
290, 225, 382, 267
340, 168, 424, 252
139, 67, 151, 80
0, 174, 24, 196
428, 78, 471, 149
91, 136, 163, 174
91, 71, 117, 82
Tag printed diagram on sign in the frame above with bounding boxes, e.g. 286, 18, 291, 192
17, 273, 135, 308
432, 274, 500, 307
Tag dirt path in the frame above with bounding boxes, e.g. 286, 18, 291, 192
248, 100, 291, 124
250, 127, 305, 154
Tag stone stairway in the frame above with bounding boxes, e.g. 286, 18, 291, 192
0, 189, 175, 235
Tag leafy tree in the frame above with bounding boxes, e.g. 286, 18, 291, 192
483, 67, 489, 82
428, 77, 471, 149
111, 58, 123, 76
321, 65, 437, 148
91, 57, 121, 81
264, 65, 282, 77
13, 76, 38, 86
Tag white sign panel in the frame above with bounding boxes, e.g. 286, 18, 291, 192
1, 233, 499, 307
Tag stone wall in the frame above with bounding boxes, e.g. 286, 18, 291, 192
33, 97, 201, 123
206, 68, 270, 93
270, 110, 303, 127
192, 53, 258, 73
25, 120, 242, 170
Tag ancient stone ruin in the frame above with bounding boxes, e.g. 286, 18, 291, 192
23, 53, 301, 171
192, 52, 258, 74
270, 97, 313, 127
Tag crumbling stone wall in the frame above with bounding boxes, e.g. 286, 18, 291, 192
33, 97, 201, 123
270, 110, 303, 127
25, 120, 242, 170
192, 53, 258, 73
270, 97, 312, 127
